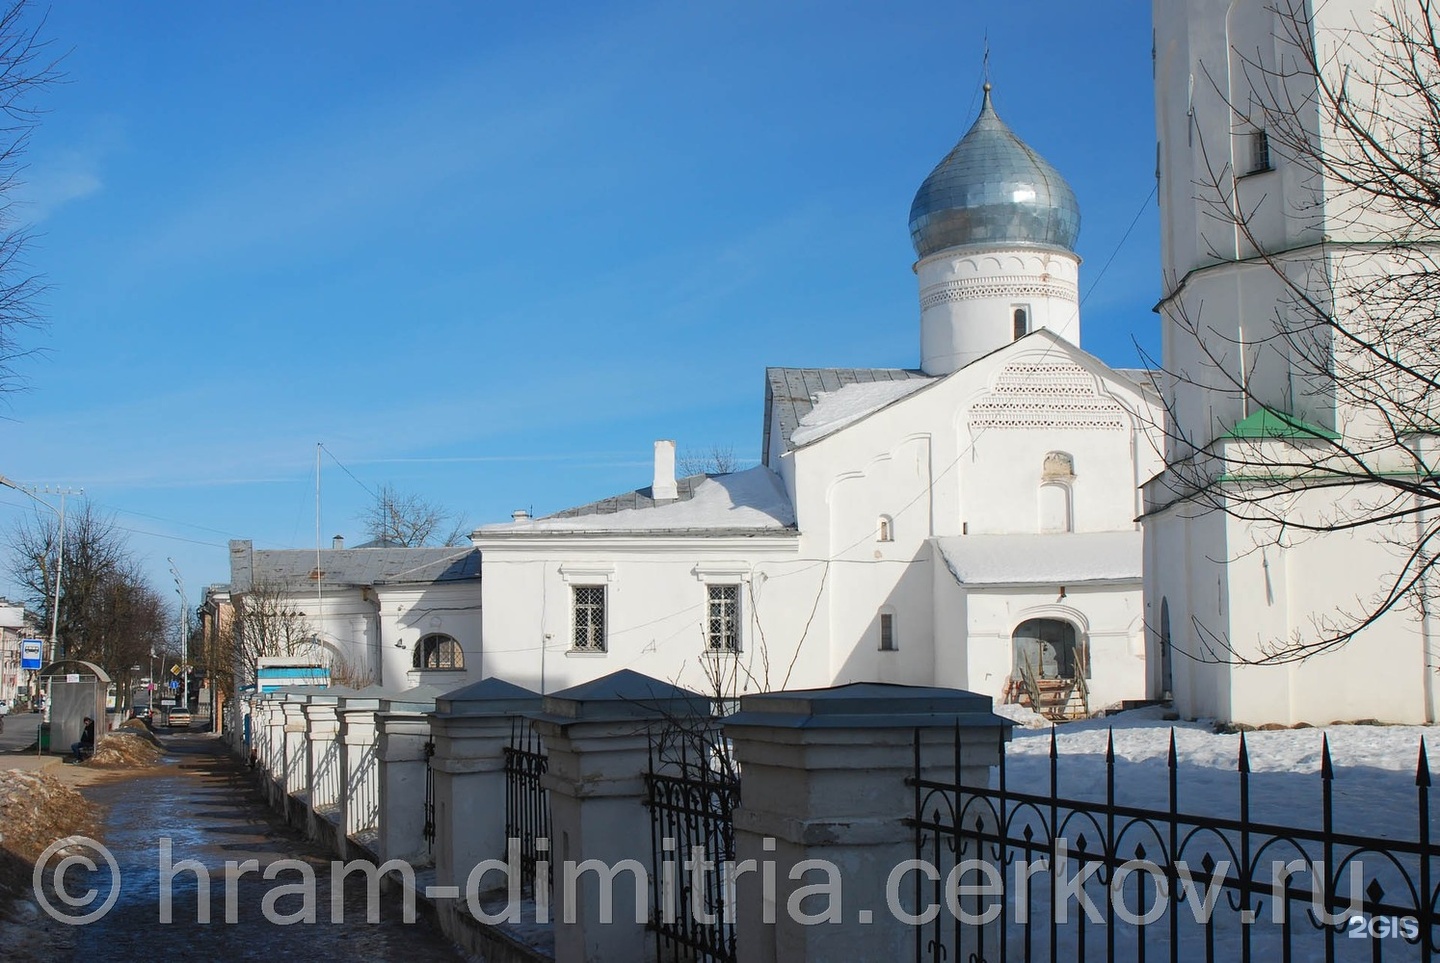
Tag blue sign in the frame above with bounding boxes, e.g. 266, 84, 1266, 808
20, 639, 42, 671
167, 680, 179, 689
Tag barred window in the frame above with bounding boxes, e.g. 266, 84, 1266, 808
414, 634, 464, 670
707, 584, 741, 652
880, 612, 897, 651
1250, 129, 1271, 173
573, 585, 606, 652
1013, 306, 1030, 340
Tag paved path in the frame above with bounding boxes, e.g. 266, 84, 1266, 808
52, 734, 467, 961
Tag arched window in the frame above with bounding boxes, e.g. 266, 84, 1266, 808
1039, 452, 1075, 533
1013, 306, 1029, 340
877, 515, 894, 542
1012, 618, 1086, 680
413, 634, 465, 670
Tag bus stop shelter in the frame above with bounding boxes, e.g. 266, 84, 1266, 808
37, 660, 110, 754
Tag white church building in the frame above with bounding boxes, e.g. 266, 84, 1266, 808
475, 86, 1164, 715
1144, 0, 1440, 725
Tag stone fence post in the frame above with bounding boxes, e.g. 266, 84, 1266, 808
282, 695, 311, 820
428, 678, 542, 924
723, 682, 1011, 963
534, 669, 712, 963
376, 711, 435, 865
303, 696, 342, 836
339, 698, 382, 850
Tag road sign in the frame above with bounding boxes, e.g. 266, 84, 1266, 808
20, 639, 42, 671
167, 680, 179, 690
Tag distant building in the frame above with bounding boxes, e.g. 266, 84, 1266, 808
475, 87, 1163, 715
226, 539, 481, 692
0, 598, 41, 706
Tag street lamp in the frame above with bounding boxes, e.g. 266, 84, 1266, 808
168, 558, 189, 711
0, 476, 79, 666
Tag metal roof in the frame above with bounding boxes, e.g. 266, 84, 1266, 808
909, 84, 1080, 258
763, 366, 932, 462
544, 472, 706, 519
231, 540, 480, 593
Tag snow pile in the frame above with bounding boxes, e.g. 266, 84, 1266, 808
993, 701, 1052, 729
89, 730, 163, 768
791, 379, 931, 447
1003, 708, 1436, 839
512, 466, 796, 532
0, 769, 97, 864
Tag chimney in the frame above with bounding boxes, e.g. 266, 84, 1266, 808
653, 439, 678, 501
332, 535, 344, 550
512, 509, 531, 523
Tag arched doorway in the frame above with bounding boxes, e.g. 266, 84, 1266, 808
1012, 618, 1081, 680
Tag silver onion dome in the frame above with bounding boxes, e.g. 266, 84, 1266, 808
908, 84, 1080, 258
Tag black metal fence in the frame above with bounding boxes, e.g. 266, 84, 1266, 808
909, 726, 1438, 963
504, 718, 550, 891
645, 728, 740, 963
422, 738, 436, 852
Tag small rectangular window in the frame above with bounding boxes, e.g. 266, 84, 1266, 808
1250, 130, 1271, 173
707, 584, 740, 652
879, 612, 896, 651
572, 585, 606, 652
1012, 306, 1029, 341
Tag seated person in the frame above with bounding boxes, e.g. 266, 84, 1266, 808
71, 716, 95, 761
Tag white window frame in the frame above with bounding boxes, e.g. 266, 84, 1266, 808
706, 584, 742, 653
572, 584, 607, 652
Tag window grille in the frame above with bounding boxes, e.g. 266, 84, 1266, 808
1250, 129, 1271, 172
1013, 306, 1029, 340
572, 585, 606, 651
413, 634, 464, 670
707, 584, 740, 652
880, 612, 897, 651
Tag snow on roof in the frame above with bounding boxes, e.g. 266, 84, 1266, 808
790, 378, 932, 447
934, 532, 1142, 585
480, 466, 796, 534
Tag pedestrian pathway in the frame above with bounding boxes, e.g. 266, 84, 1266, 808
57, 734, 467, 961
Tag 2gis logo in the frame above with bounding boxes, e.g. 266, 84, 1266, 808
1344, 914, 1419, 940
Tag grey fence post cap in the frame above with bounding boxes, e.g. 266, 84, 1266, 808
433, 677, 542, 717
534, 669, 711, 724
723, 682, 1014, 730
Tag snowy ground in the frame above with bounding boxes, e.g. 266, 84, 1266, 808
935, 706, 1439, 961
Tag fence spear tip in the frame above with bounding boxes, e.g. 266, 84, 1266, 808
1167, 728, 1177, 768
1105, 728, 1114, 764
1418, 736, 1431, 788
1321, 733, 1334, 780
1238, 730, 1250, 773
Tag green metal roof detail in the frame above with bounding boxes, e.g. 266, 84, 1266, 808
1223, 408, 1339, 441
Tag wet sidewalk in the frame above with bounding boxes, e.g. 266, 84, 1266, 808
56, 735, 467, 961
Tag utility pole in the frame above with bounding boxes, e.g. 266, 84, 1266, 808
168, 558, 189, 710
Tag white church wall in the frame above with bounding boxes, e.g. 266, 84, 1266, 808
476, 537, 815, 697
916, 245, 1081, 374
282, 588, 377, 685
956, 583, 1145, 712
374, 583, 482, 691
815, 433, 938, 686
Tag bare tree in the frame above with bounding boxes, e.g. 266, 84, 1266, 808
359, 483, 467, 547
6, 501, 165, 686
0, 1, 59, 394
676, 444, 738, 478
229, 580, 317, 688
1150, 0, 1440, 662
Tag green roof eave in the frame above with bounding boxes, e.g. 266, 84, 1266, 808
1222, 407, 1340, 442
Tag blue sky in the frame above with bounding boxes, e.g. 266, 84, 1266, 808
0, 0, 1159, 602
